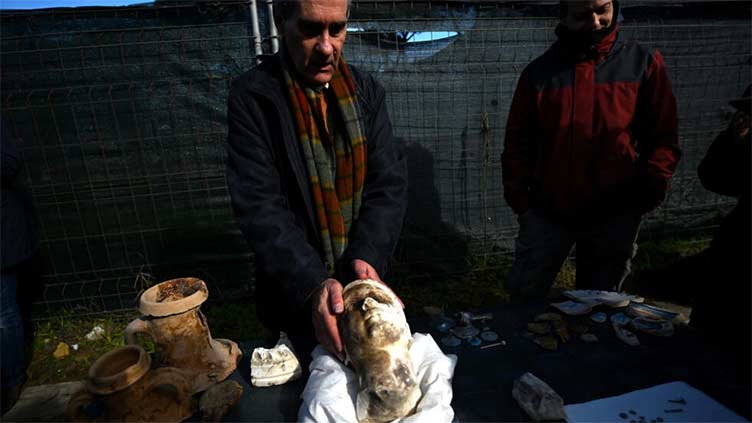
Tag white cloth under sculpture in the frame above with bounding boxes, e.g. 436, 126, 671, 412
299, 333, 457, 423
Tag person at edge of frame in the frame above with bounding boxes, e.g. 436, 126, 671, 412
225, 0, 407, 366
692, 85, 751, 414
1, 119, 42, 414
501, 0, 681, 300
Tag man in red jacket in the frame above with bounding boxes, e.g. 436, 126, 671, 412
501, 0, 681, 300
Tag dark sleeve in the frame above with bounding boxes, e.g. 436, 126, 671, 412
633, 49, 682, 211
698, 127, 748, 197
344, 76, 408, 277
225, 82, 328, 309
501, 70, 536, 215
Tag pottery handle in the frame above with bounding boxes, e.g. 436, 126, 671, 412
66, 388, 96, 421
124, 317, 152, 345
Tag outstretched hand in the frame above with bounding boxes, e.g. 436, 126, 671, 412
311, 278, 344, 361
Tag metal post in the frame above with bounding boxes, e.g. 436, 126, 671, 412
249, 0, 263, 63
266, 0, 279, 53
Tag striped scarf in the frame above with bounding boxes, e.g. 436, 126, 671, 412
282, 54, 366, 276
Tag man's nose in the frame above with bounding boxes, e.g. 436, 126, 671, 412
316, 32, 334, 56
591, 13, 602, 30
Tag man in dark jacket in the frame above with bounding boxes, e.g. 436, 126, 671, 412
501, 0, 681, 299
692, 84, 750, 371
226, 0, 407, 362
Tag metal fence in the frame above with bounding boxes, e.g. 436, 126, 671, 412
1, 1, 750, 316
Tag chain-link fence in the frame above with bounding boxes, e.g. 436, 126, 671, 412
1, 1, 750, 316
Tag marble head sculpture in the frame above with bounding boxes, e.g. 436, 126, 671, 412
339, 279, 421, 422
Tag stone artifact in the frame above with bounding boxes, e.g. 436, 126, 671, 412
512, 372, 566, 421
630, 317, 675, 337
590, 312, 608, 323
441, 334, 462, 347
199, 380, 243, 422
563, 290, 644, 308
613, 322, 640, 346
250, 341, 302, 387
550, 300, 592, 316
533, 335, 558, 351
66, 345, 194, 422
450, 312, 481, 340
580, 333, 599, 343
527, 322, 551, 335
626, 302, 679, 322
610, 312, 632, 326
125, 277, 242, 393
339, 279, 421, 423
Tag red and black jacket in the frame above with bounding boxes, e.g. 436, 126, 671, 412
502, 26, 681, 223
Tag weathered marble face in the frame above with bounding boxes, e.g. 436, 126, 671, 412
339, 279, 421, 423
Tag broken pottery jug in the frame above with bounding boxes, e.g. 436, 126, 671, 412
339, 279, 421, 423
125, 277, 242, 393
67, 345, 194, 422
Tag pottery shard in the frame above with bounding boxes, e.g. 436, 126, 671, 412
533, 335, 558, 351
512, 372, 566, 422
250, 344, 302, 387
554, 326, 571, 343
53, 342, 70, 359
527, 322, 550, 335
199, 380, 243, 422
580, 333, 599, 343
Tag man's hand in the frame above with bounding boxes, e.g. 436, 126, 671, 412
352, 258, 383, 282
351, 259, 404, 308
311, 278, 344, 361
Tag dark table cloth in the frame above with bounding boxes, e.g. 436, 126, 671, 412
222, 300, 749, 422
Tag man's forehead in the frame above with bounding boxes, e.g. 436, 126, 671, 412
297, 0, 349, 21
567, 0, 612, 12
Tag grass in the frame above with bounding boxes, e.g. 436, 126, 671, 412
26, 310, 139, 386
21, 230, 712, 387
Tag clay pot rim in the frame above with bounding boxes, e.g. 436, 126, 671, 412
87, 345, 151, 396
139, 277, 208, 317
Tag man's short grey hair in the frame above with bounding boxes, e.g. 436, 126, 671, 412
273, 0, 352, 26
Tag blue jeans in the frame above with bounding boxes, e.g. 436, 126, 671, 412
506, 208, 643, 299
1, 271, 25, 389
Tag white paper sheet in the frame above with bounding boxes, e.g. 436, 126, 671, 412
564, 381, 746, 422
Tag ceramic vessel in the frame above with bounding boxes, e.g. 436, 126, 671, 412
125, 277, 241, 393
66, 345, 194, 422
